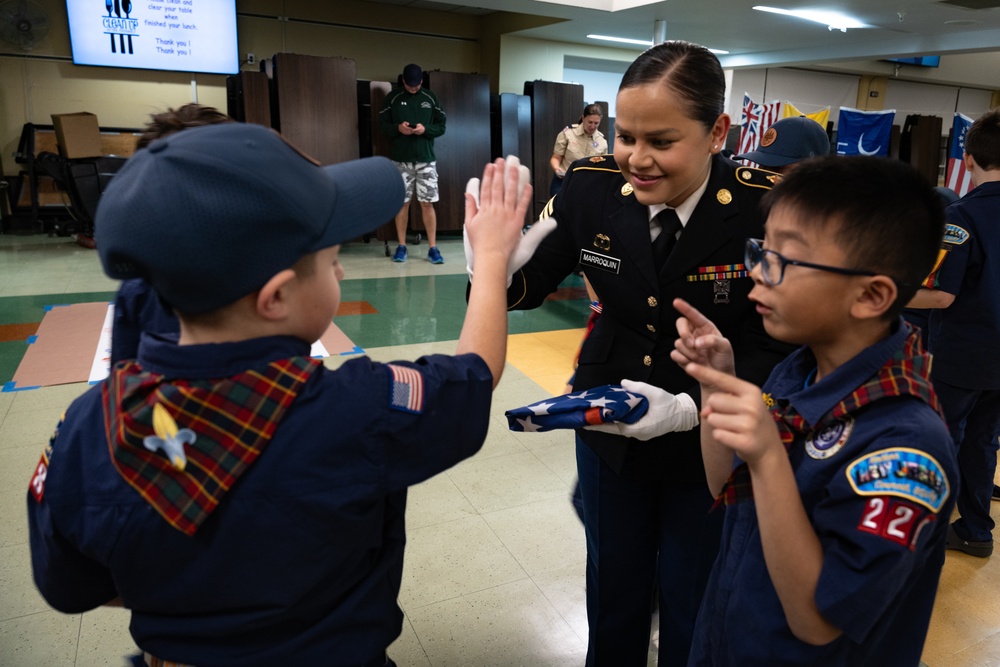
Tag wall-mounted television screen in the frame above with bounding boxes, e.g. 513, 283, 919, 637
66, 0, 238, 75
885, 56, 941, 68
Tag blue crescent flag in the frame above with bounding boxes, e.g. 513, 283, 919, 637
836, 107, 895, 157
506, 384, 649, 433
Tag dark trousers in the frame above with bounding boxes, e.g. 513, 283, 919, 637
935, 378, 1000, 542
576, 437, 721, 667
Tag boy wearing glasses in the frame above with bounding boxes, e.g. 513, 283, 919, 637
668, 156, 957, 665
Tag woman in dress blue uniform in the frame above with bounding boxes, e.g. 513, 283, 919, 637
506, 41, 791, 666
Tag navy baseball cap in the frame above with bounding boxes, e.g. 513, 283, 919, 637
402, 63, 423, 86
736, 116, 830, 167
96, 123, 404, 314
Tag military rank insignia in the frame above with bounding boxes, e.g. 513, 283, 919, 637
589, 156, 606, 163
735, 166, 778, 191
713, 280, 731, 304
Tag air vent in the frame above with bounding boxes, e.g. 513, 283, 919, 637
939, 0, 1000, 9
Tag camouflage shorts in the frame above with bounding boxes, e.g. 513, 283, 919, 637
395, 161, 439, 203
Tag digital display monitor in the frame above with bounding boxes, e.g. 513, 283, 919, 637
885, 56, 941, 68
66, 0, 239, 75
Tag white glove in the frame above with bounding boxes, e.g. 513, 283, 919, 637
584, 379, 699, 441
465, 156, 554, 286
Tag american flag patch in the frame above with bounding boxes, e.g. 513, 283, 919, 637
387, 364, 425, 414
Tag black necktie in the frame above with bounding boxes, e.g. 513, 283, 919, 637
652, 208, 683, 268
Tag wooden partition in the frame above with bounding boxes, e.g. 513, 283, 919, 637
524, 80, 584, 219
493, 92, 533, 225
424, 71, 491, 234
226, 71, 272, 127
494, 92, 532, 163
270, 53, 359, 166
899, 114, 944, 186
362, 80, 398, 246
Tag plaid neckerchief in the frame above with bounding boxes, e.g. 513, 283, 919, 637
717, 328, 940, 507
103, 356, 320, 535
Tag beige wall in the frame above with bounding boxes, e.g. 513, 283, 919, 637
816, 51, 1000, 91
498, 35, 637, 96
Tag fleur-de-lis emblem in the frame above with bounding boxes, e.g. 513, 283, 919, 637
143, 403, 196, 471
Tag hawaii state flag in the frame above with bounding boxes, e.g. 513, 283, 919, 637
738, 93, 781, 165
836, 107, 895, 156
945, 113, 975, 197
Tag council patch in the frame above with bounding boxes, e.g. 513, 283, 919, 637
845, 447, 949, 512
943, 223, 969, 245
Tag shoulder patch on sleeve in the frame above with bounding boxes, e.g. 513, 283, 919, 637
943, 223, 969, 246
29, 450, 49, 503
845, 447, 950, 512
856, 496, 933, 550
735, 166, 781, 190
386, 364, 425, 414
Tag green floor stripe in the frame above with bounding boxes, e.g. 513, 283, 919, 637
0, 276, 589, 384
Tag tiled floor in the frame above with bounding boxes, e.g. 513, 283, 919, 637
0, 233, 998, 666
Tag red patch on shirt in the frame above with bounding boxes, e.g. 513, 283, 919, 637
857, 496, 931, 549
29, 453, 49, 503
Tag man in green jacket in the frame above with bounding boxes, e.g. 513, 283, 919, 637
378, 63, 447, 264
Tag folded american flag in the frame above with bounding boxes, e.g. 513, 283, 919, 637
506, 384, 648, 432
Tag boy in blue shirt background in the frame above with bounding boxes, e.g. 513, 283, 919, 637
909, 108, 1000, 558
669, 156, 957, 665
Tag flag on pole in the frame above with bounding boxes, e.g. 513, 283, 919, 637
945, 112, 975, 197
835, 107, 896, 157
782, 101, 830, 129
738, 93, 781, 165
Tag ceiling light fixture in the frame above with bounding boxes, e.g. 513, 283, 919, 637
752, 6, 868, 32
587, 34, 729, 54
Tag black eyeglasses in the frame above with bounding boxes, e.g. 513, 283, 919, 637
745, 238, 877, 286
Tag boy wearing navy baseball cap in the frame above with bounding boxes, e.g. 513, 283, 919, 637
736, 115, 831, 173
27, 123, 531, 667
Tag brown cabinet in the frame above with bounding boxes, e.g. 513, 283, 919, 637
524, 80, 585, 219
270, 53, 360, 166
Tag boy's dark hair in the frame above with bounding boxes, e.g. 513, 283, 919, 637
762, 156, 944, 319
618, 40, 724, 132
137, 104, 234, 150
965, 108, 1000, 171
